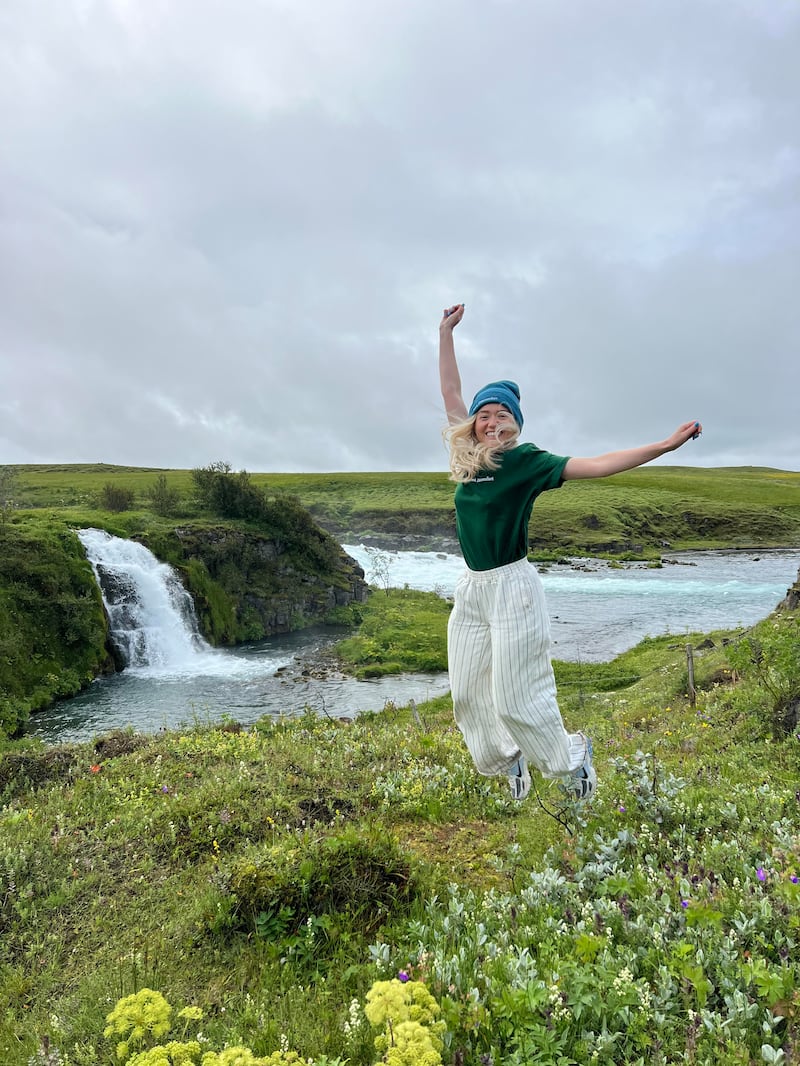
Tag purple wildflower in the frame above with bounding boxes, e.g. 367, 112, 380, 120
398, 971, 410, 983
756, 867, 767, 882
681, 900, 689, 909
791, 876, 798, 884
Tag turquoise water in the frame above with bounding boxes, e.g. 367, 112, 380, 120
346, 545, 800, 661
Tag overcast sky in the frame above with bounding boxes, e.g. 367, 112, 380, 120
2, 0, 798, 475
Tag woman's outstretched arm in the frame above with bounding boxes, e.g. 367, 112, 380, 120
563, 420, 703, 480
439, 304, 469, 425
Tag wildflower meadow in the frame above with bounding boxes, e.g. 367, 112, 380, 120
2, 607, 799, 1065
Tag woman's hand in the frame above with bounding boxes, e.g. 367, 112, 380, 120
440, 304, 464, 330
665, 420, 703, 451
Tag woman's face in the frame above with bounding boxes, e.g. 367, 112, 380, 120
473, 403, 515, 445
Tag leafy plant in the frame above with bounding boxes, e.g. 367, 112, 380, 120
726, 614, 800, 737
364, 978, 445, 1065
362, 547, 395, 596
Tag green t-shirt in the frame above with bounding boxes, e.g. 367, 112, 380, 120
454, 443, 570, 571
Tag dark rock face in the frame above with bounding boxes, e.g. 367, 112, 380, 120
780, 568, 800, 610
160, 523, 369, 643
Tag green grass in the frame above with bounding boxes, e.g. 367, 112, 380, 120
335, 588, 451, 677
12, 463, 800, 515
2, 608, 799, 1065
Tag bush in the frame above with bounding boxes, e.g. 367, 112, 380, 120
100, 482, 135, 512
192, 463, 264, 521
216, 825, 421, 940
190, 462, 341, 571
148, 474, 181, 517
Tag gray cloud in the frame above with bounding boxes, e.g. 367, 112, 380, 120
2, 0, 798, 472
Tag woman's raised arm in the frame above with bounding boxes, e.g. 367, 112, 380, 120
439, 304, 469, 425
563, 420, 703, 480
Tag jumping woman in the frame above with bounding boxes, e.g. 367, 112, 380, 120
439, 303, 703, 802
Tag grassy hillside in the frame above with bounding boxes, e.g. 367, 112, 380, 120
8, 463, 800, 554
1, 603, 799, 1065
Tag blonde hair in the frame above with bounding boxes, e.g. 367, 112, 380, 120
443, 414, 521, 483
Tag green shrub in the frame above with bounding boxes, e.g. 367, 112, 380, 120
190, 463, 341, 572
148, 474, 181, 517
191, 463, 265, 522
100, 482, 136, 512
217, 825, 421, 940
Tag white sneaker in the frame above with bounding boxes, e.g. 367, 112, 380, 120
560, 733, 596, 802
508, 755, 531, 801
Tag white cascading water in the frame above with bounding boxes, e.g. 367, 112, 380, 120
77, 528, 210, 671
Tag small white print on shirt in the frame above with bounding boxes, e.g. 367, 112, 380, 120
472, 476, 495, 483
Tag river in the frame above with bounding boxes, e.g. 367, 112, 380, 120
345, 545, 800, 662
25, 543, 799, 746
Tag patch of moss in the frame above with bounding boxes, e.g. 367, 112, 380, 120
0, 517, 112, 738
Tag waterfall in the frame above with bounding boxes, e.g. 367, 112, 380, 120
77, 528, 210, 671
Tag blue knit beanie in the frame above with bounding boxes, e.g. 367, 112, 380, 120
468, 380, 523, 429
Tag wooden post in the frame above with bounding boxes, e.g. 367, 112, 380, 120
686, 643, 696, 706
409, 698, 423, 731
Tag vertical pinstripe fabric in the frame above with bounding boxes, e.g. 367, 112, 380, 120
447, 557, 586, 778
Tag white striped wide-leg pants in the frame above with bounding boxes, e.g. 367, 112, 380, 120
447, 557, 586, 779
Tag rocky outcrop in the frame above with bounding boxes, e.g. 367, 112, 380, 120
144, 523, 369, 644
0, 518, 114, 738
779, 567, 800, 610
